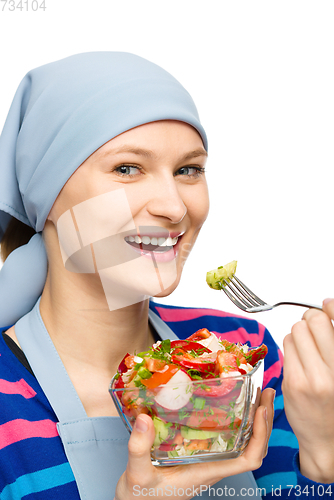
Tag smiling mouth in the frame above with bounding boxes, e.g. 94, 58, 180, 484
124, 234, 181, 253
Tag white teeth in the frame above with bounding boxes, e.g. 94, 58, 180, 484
160, 237, 173, 247
125, 235, 181, 246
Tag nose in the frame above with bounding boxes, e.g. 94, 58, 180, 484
146, 176, 187, 224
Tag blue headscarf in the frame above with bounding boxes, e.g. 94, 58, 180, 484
0, 52, 207, 327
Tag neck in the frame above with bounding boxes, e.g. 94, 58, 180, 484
39, 268, 156, 417
39, 273, 155, 378
38, 222, 158, 416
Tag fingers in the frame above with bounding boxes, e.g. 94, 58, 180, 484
293, 305, 334, 369
231, 388, 274, 472
322, 298, 334, 320
125, 390, 275, 492
259, 388, 275, 457
283, 312, 334, 475
282, 333, 308, 395
126, 414, 156, 484
239, 405, 268, 469
260, 387, 276, 411
283, 299, 334, 405
283, 326, 334, 429
288, 319, 323, 371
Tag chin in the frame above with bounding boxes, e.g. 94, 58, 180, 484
153, 274, 181, 298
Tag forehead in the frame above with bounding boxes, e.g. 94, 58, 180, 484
93, 120, 207, 161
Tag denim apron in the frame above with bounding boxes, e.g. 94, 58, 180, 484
15, 298, 261, 500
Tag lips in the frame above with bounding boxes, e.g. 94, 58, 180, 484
123, 229, 185, 263
124, 229, 185, 254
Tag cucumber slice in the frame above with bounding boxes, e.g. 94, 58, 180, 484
193, 397, 206, 410
152, 416, 170, 447
180, 425, 220, 440
137, 366, 152, 379
206, 261, 237, 290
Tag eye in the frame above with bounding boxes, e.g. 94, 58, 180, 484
175, 166, 206, 178
114, 165, 142, 177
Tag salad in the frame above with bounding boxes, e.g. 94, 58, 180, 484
111, 328, 267, 460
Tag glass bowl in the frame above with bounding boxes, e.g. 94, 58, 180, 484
109, 359, 264, 466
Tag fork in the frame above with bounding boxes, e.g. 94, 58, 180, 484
221, 275, 322, 313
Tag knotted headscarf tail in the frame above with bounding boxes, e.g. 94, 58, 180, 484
0, 52, 208, 327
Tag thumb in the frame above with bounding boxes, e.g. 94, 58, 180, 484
127, 414, 156, 480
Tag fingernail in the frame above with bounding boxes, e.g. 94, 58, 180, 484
263, 407, 267, 421
323, 298, 333, 306
135, 416, 148, 433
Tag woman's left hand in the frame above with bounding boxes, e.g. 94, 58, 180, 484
282, 298, 334, 483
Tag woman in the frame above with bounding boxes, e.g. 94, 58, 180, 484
0, 52, 332, 499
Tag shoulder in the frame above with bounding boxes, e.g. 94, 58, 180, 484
149, 300, 283, 389
0, 331, 54, 414
0, 332, 69, 495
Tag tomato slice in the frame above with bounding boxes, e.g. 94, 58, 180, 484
186, 328, 211, 342
246, 344, 268, 366
141, 364, 179, 389
184, 439, 212, 451
219, 340, 247, 365
186, 407, 242, 431
194, 377, 237, 397
118, 353, 131, 373
217, 352, 239, 373
123, 403, 150, 419
144, 358, 167, 372
171, 351, 217, 374
159, 442, 178, 451
170, 340, 211, 354
124, 355, 136, 369
121, 384, 139, 404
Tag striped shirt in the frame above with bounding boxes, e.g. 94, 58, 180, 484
0, 301, 332, 499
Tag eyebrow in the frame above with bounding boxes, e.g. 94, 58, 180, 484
97, 145, 208, 162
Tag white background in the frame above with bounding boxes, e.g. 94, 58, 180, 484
0, 1, 333, 350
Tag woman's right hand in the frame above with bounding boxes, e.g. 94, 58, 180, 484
115, 387, 275, 500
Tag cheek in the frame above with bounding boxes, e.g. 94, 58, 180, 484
176, 185, 209, 270
48, 176, 91, 222
49, 172, 117, 223
187, 184, 210, 228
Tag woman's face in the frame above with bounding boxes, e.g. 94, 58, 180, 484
47, 120, 209, 309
